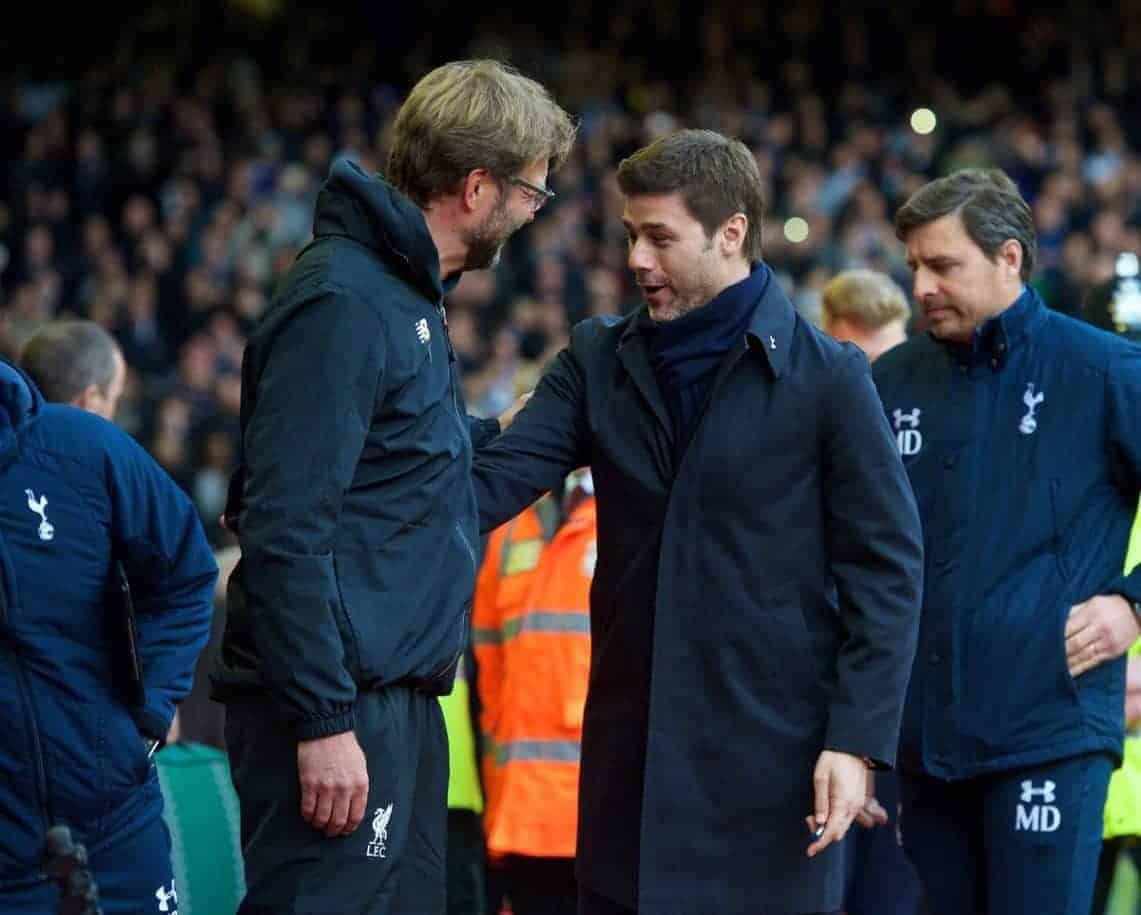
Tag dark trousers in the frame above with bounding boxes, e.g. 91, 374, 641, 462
0, 775, 174, 914
844, 769, 923, 915
576, 883, 838, 915
447, 809, 486, 915
578, 884, 636, 915
499, 855, 576, 915
900, 753, 1113, 915
1091, 836, 1141, 915
226, 687, 448, 915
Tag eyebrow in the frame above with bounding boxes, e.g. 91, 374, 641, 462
907, 254, 958, 269
622, 220, 676, 234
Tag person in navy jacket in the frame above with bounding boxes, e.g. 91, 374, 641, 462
0, 359, 217, 912
874, 168, 1141, 915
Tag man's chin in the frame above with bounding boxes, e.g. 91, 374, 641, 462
464, 244, 503, 272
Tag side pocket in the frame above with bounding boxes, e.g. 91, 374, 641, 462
330, 550, 363, 680
1055, 601, 1080, 701
1047, 477, 1071, 582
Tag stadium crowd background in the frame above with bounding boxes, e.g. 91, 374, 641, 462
4, 1, 1141, 911
3, 0, 1139, 547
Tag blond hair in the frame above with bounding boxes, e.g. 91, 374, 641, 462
388, 59, 577, 206
821, 270, 911, 330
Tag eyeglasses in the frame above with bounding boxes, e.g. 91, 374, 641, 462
507, 176, 556, 211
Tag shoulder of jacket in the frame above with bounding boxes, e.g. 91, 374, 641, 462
1036, 310, 1137, 375
871, 334, 934, 386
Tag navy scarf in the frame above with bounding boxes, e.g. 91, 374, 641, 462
640, 263, 769, 459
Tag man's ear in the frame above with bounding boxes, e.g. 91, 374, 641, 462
999, 238, 1023, 280
720, 213, 748, 258
461, 168, 495, 214
72, 383, 101, 414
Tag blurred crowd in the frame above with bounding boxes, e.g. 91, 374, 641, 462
3, 0, 1141, 544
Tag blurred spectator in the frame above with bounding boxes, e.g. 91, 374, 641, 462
4, 2, 1141, 514
19, 318, 126, 419
820, 268, 911, 362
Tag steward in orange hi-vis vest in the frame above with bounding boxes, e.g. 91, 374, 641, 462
472, 479, 595, 867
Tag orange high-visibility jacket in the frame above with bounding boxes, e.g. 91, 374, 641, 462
472, 498, 555, 834
472, 496, 595, 859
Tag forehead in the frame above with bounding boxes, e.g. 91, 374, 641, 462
905, 212, 976, 259
622, 192, 700, 231
517, 157, 550, 186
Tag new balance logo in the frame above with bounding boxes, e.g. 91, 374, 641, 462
415, 318, 431, 345
1015, 779, 1061, 832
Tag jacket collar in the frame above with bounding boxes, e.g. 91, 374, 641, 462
617, 261, 796, 380
942, 286, 1047, 369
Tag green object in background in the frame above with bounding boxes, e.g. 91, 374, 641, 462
440, 656, 484, 813
1107, 851, 1139, 915
157, 742, 246, 915
1104, 507, 1141, 914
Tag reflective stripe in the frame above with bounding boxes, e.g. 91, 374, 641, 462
500, 611, 590, 641
494, 739, 581, 764
472, 626, 501, 646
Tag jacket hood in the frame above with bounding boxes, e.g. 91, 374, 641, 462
312, 158, 445, 302
0, 358, 44, 444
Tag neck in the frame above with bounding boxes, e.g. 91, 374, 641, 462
420, 204, 468, 278
975, 284, 1028, 333
714, 260, 752, 302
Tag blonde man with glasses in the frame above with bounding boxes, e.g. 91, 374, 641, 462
211, 59, 576, 915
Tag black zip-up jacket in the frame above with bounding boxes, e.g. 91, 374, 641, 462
211, 160, 496, 739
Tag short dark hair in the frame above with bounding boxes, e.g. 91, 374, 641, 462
895, 168, 1037, 282
20, 320, 121, 404
616, 129, 765, 263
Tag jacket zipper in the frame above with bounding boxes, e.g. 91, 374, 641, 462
454, 520, 478, 574
0, 534, 51, 831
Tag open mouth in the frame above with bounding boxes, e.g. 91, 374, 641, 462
641, 284, 667, 297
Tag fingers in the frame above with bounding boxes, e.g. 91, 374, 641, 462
865, 797, 890, 827
301, 778, 318, 825
325, 786, 350, 837
812, 767, 830, 831
1063, 602, 1088, 640
344, 773, 370, 836
311, 784, 335, 832
806, 801, 856, 857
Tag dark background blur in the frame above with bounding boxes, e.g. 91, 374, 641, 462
3, 0, 1140, 547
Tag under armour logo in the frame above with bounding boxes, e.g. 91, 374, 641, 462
24, 489, 54, 542
1016, 780, 1061, 833
155, 880, 178, 913
415, 318, 431, 345
893, 408, 921, 429
892, 408, 923, 456
1020, 779, 1056, 804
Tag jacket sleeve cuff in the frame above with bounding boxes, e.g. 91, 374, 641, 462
133, 706, 172, 743
296, 710, 357, 741
824, 722, 898, 770
1106, 572, 1141, 607
469, 416, 501, 450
